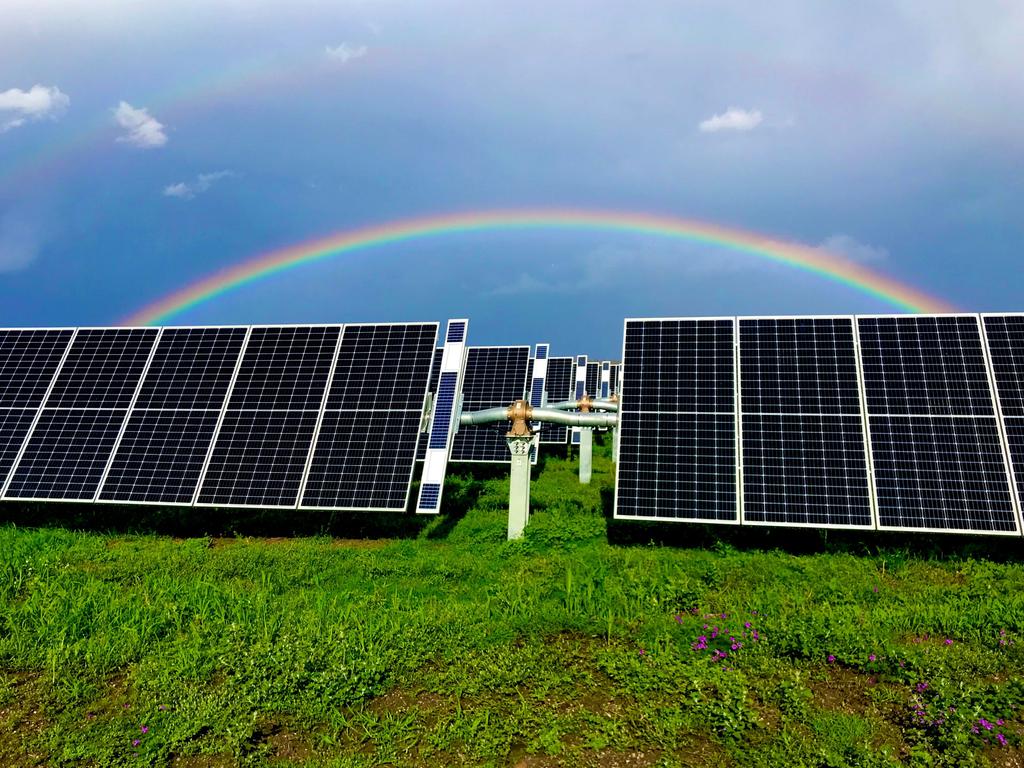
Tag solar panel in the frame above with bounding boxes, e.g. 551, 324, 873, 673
738, 317, 872, 528
610, 363, 619, 396
615, 318, 738, 523
417, 319, 469, 513
0, 409, 38, 489
600, 361, 611, 399
571, 355, 587, 445
98, 327, 248, 504
859, 315, 1017, 533
301, 322, 437, 510
4, 328, 160, 501
416, 348, 444, 461
0, 329, 74, 408
540, 357, 573, 444
196, 326, 340, 507
586, 362, 600, 398
449, 346, 530, 463
982, 314, 1024, 521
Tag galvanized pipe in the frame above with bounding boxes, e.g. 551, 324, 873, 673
459, 407, 617, 429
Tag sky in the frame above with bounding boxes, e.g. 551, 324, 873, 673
1, 0, 1022, 358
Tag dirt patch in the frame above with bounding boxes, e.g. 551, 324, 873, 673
508, 747, 664, 768
369, 687, 446, 716
170, 754, 235, 767
809, 667, 875, 715
0, 671, 49, 767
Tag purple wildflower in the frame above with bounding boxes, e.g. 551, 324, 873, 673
140, 725, 148, 734
827, 654, 836, 663
944, 638, 953, 646
132, 739, 140, 747
997, 733, 1008, 746
868, 654, 876, 662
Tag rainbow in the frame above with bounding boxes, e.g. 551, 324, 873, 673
121, 209, 957, 325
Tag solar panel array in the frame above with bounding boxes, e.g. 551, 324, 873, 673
0, 322, 439, 512
449, 346, 530, 463
616, 314, 1024, 535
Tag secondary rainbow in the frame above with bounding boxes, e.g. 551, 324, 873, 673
121, 209, 957, 325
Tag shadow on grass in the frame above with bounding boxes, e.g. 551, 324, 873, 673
605, 518, 1024, 562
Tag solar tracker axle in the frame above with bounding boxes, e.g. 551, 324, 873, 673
459, 399, 618, 539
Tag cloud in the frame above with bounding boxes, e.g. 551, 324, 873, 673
162, 170, 234, 200
325, 42, 368, 64
817, 234, 888, 263
112, 101, 167, 147
698, 107, 763, 133
0, 85, 69, 132
0, 209, 45, 273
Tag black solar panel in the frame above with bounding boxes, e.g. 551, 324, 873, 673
869, 415, 1016, 531
739, 318, 872, 527
0, 409, 37, 488
199, 326, 340, 507
540, 357, 573, 444
858, 316, 994, 416
416, 348, 444, 461
99, 411, 221, 503
1002, 420, 1024, 510
0, 329, 74, 408
46, 329, 158, 408
302, 410, 423, 509
226, 326, 339, 410
301, 323, 437, 509
586, 362, 600, 398
450, 346, 530, 463
616, 319, 738, 522
983, 315, 1024, 417
5, 409, 126, 500
525, 358, 535, 401
610, 363, 619, 396
859, 315, 1016, 532
133, 327, 247, 410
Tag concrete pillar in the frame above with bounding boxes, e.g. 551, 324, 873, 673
506, 435, 533, 539
579, 428, 593, 484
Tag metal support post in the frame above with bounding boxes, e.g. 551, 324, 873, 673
579, 428, 593, 484
611, 427, 617, 462
506, 435, 533, 539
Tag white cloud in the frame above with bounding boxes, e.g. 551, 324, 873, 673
113, 101, 167, 148
325, 42, 368, 64
0, 209, 45, 273
163, 170, 234, 200
817, 234, 888, 263
698, 107, 763, 133
0, 85, 69, 133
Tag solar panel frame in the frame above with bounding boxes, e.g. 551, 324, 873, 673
299, 321, 438, 511
449, 345, 530, 463
415, 348, 444, 461
858, 313, 1019, 535
95, 326, 250, 506
737, 315, 875, 530
613, 316, 740, 524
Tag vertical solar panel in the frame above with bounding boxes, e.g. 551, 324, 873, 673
300, 322, 437, 510
196, 326, 340, 507
610, 363, 620, 396
417, 319, 469, 513
416, 348, 444, 461
615, 318, 738, 522
585, 362, 600, 398
540, 357, 574, 444
0, 329, 75, 490
449, 346, 530, 463
858, 315, 1017, 533
5, 328, 160, 501
572, 355, 587, 446
981, 313, 1024, 525
98, 327, 248, 504
600, 361, 610, 399
738, 317, 873, 528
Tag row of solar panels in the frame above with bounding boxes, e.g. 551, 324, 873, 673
0, 320, 608, 514
614, 314, 1024, 535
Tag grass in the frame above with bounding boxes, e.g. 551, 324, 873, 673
1, 435, 1024, 766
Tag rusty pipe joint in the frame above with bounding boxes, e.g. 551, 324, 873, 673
506, 398, 534, 437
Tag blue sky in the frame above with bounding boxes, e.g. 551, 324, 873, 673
1, 0, 1022, 358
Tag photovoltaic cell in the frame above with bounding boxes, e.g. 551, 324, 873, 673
133, 327, 247, 410
302, 323, 437, 510
739, 317, 872, 527
450, 346, 530, 462
5, 409, 126, 500
0, 409, 37, 488
0, 329, 74, 408
982, 314, 1024, 521
610, 363, 619, 396
46, 329, 158, 408
616, 318, 738, 522
586, 362, 600, 398
226, 326, 339, 410
859, 315, 1016, 532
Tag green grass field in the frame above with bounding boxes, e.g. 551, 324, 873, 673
2, 436, 1023, 767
